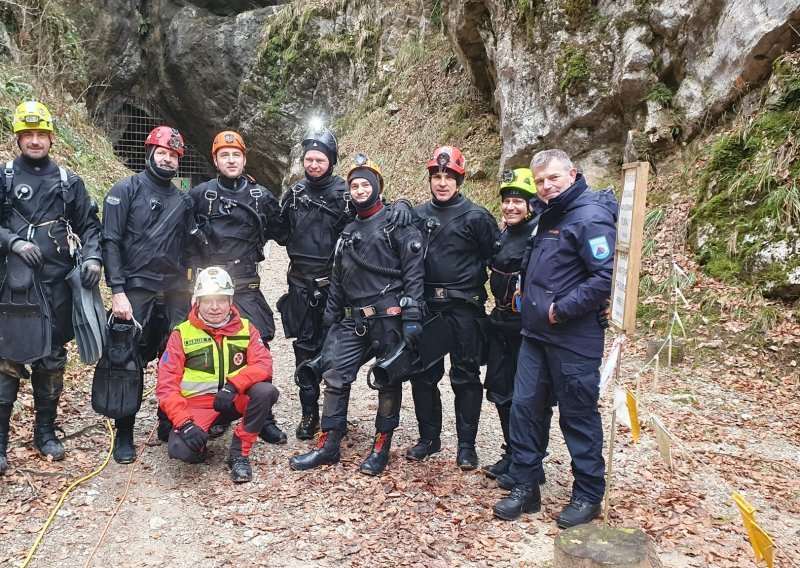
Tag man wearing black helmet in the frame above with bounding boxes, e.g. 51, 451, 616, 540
407, 145, 499, 470
101, 125, 195, 463
273, 124, 413, 440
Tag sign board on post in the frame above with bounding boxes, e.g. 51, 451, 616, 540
610, 162, 649, 334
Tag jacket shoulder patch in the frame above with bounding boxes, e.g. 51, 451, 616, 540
588, 236, 610, 260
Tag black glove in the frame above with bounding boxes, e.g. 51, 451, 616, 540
213, 381, 238, 414
390, 199, 413, 227
596, 299, 611, 329
80, 258, 102, 289
177, 420, 208, 453
11, 239, 42, 267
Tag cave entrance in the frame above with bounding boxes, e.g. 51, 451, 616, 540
105, 99, 214, 189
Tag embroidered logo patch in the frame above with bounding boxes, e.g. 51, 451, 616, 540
233, 352, 244, 366
105, 195, 120, 205
589, 236, 610, 260
161, 351, 169, 364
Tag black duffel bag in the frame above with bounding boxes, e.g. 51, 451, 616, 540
92, 316, 144, 419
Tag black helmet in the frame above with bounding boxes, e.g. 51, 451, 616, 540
302, 123, 338, 165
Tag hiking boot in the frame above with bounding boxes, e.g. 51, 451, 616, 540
209, 423, 229, 439
556, 498, 602, 528
493, 483, 542, 521
483, 445, 511, 479
260, 420, 288, 445
228, 456, 253, 483
457, 443, 479, 471
295, 411, 320, 440
34, 419, 65, 461
289, 430, 343, 471
405, 438, 441, 461
359, 432, 392, 476
113, 427, 136, 464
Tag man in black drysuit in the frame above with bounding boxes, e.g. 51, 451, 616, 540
407, 145, 499, 470
186, 130, 286, 444
289, 154, 425, 476
101, 125, 194, 463
0, 101, 102, 474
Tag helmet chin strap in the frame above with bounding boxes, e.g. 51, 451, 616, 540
145, 147, 177, 181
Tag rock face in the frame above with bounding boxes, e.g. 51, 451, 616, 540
441, 0, 800, 177
67, 0, 800, 188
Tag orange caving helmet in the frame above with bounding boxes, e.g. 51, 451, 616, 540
427, 145, 466, 177
144, 125, 185, 157
212, 130, 246, 157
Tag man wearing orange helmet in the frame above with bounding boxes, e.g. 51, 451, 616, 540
407, 145, 499, 470
185, 130, 286, 444
0, 101, 102, 474
100, 125, 195, 463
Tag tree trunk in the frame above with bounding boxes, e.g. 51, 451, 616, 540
554, 524, 662, 568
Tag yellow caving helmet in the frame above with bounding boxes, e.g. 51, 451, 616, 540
12, 101, 54, 134
499, 167, 536, 200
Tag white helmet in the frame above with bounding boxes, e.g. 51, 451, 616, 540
194, 267, 235, 299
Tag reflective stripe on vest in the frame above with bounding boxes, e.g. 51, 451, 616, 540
177, 319, 251, 398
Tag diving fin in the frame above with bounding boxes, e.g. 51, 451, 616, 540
0, 254, 52, 364
67, 266, 105, 364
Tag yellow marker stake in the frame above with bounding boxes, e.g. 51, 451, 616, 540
733, 492, 774, 567
625, 387, 640, 443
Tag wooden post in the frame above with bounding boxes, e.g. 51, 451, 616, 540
554, 524, 662, 568
603, 338, 624, 526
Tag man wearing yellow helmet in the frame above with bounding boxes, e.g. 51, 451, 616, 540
186, 130, 285, 445
0, 101, 102, 474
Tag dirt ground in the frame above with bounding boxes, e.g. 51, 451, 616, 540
0, 244, 797, 567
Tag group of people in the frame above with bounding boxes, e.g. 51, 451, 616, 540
0, 99, 618, 529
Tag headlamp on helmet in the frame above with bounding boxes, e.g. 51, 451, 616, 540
193, 266, 235, 299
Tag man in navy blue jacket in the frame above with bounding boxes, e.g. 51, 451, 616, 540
493, 149, 618, 527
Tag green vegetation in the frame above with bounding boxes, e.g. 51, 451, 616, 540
558, 44, 590, 93
645, 82, 675, 107
690, 50, 800, 294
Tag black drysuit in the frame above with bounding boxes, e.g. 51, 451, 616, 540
410, 192, 499, 447
272, 173, 352, 411
188, 174, 280, 341
0, 156, 101, 427
101, 170, 194, 429
317, 203, 424, 434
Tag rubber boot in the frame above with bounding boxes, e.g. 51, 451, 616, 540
359, 432, 392, 476
0, 405, 10, 474
34, 412, 65, 461
295, 404, 320, 440
493, 483, 542, 521
113, 416, 136, 464
289, 430, 343, 471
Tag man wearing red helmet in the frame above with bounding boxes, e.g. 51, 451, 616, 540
184, 130, 286, 445
407, 145, 499, 470
100, 125, 195, 463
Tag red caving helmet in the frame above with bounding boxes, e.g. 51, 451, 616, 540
144, 125, 185, 157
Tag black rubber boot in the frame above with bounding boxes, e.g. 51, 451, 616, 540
228, 455, 253, 483
113, 417, 136, 464
0, 405, 10, 475
406, 438, 441, 461
493, 483, 542, 521
457, 442, 479, 471
34, 412, 65, 461
289, 430, 343, 471
359, 432, 392, 476
483, 445, 511, 479
260, 418, 288, 445
295, 405, 320, 440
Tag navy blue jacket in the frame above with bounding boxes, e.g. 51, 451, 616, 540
521, 175, 618, 358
